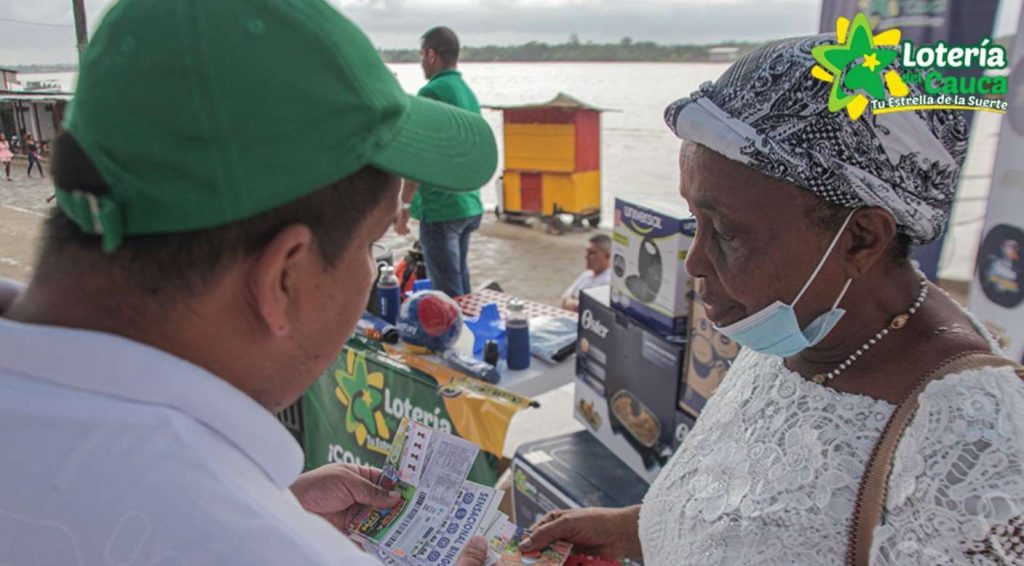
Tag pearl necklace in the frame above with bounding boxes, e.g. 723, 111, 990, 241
811, 273, 929, 384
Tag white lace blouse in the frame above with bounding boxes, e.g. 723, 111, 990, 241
639, 326, 1024, 565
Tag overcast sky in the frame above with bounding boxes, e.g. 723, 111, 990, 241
1, 0, 1021, 65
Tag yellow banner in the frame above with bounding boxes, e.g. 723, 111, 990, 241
384, 346, 535, 456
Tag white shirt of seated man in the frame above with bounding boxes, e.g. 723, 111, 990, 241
561, 234, 612, 312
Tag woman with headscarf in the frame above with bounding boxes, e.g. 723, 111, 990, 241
520, 36, 1024, 565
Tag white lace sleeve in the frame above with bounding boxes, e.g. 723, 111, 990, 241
873, 366, 1024, 565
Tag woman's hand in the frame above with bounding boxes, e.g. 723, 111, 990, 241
290, 464, 400, 532
519, 506, 643, 561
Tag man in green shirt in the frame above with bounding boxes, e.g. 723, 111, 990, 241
395, 26, 485, 297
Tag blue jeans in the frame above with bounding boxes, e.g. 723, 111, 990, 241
27, 152, 43, 176
419, 214, 482, 298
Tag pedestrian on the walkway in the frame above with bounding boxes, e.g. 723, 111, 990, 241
0, 134, 12, 181
25, 134, 43, 178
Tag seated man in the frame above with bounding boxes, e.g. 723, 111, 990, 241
561, 234, 612, 312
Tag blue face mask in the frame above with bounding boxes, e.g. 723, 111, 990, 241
715, 210, 856, 357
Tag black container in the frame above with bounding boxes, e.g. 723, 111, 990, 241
511, 431, 649, 529
483, 339, 500, 366
365, 243, 394, 316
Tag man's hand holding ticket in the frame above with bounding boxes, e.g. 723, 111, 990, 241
348, 418, 572, 566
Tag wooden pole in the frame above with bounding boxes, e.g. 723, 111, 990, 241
72, 0, 88, 60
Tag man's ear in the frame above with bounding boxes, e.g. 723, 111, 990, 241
247, 224, 316, 337
843, 207, 899, 277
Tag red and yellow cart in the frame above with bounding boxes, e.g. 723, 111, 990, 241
489, 93, 607, 234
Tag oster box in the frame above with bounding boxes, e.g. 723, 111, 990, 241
575, 286, 617, 397
573, 286, 695, 482
610, 198, 695, 337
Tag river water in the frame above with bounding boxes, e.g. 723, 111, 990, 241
16, 63, 1003, 280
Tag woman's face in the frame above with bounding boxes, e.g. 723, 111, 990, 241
679, 143, 849, 328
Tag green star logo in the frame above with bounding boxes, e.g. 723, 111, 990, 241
333, 350, 391, 447
811, 13, 909, 120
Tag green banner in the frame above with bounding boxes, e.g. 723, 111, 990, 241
301, 335, 530, 486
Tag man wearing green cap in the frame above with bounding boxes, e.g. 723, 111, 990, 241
0, 1, 495, 564
396, 26, 486, 298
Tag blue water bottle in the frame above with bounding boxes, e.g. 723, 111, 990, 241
506, 298, 531, 370
378, 265, 401, 324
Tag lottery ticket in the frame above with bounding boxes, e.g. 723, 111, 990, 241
484, 521, 573, 566
350, 418, 571, 566
406, 480, 502, 565
350, 418, 483, 564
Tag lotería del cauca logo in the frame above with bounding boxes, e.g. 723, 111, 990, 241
812, 13, 1008, 120
334, 350, 391, 454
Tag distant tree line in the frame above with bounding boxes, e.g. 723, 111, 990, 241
380, 39, 765, 63
6, 34, 1015, 69
6, 63, 79, 73
382, 33, 1017, 63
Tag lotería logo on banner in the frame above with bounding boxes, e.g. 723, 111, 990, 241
334, 350, 392, 455
333, 350, 455, 456
812, 13, 1008, 120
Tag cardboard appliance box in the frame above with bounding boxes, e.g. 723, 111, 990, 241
511, 431, 649, 529
610, 198, 695, 337
574, 286, 695, 483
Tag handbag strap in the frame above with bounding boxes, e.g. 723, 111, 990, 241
847, 351, 1024, 566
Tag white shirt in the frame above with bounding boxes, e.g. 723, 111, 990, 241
561, 269, 611, 302
0, 279, 380, 565
639, 310, 1024, 565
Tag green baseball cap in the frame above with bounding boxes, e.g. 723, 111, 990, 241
56, 0, 497, 252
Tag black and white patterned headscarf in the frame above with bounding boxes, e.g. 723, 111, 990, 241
665, 35, 968, 245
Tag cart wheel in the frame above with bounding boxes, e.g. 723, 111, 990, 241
587, 215, 600, 228
572, 216, 585, 229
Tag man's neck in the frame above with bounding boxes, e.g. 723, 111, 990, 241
430, 66, 457, 78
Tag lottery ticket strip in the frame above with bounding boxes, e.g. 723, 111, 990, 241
350, 418, 572, 566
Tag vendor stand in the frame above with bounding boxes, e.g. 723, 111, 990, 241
295, 291, 578, 486
487, 93, 609, 234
